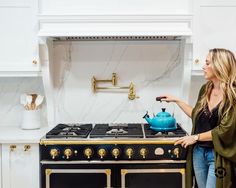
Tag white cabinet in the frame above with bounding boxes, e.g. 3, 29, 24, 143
0, 144, 2, 188
0, 0, 40, 77
192, 0, 236, 73
1, 143, 39, 188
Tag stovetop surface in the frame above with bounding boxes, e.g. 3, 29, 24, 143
44, 123, 187, 140
89, 123, 143, 138
46, 123, 93, 138
144, 123, 187, 138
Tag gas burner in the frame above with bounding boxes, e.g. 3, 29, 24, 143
144, 123, 187, 138
46, 123, 92, 138
106, 128, 128, 135
90, 123, 143, 138
154, 131, 175, 136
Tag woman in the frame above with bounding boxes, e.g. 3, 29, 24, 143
160, 48, 236, 188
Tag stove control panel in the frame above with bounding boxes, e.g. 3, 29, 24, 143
40, 144, 187, 161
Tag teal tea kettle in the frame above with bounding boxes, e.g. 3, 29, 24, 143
143, 97, 177, 131
143, 108, 177, 131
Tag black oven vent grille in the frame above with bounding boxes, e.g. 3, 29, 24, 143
54, 36, 180, 41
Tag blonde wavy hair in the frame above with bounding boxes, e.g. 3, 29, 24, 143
195, 48, 236, 117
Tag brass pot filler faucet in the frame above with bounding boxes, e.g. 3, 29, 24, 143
91, 73, 139, 100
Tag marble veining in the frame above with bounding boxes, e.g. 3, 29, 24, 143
52, 41, 185, 126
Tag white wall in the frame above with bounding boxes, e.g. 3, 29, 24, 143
39, 0, 192, 15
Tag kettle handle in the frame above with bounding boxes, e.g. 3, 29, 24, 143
156, 96, 167, 102
143, 111, 150, 118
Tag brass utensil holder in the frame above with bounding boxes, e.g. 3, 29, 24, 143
92, 73, 138, 100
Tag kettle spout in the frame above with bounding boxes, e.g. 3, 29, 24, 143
143, 111, 152, 125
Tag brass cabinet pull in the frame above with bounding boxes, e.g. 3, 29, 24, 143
24, 144, 31, 151
32, 60, 37, 64
10, 145, 17, 152
194, 59, 200, 64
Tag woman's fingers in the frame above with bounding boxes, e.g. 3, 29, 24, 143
174, 135, 196, 148
174, 137, 185, 145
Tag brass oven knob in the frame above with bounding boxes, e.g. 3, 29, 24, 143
98, 148, 106, 159
173, 148, 180, 158
125, 148, 134, 159
84, 148, 93, 159
64, 148, 73, 159
139, 148, 147, 159
50, 148, 59, 159
111, 148, 120, 159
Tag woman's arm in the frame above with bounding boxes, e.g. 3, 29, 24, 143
160, 95, 193, 117
174, 130, 212, 148
198, 130, 212, 141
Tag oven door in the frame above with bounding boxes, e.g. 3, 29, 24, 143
121, 168, 185, 188
42, 165, 111, 188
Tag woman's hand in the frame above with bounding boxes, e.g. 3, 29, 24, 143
174, 135, 197, 148
158, 95, 193, 117
158, 95, 180, 103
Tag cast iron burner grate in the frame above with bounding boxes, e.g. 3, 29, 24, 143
89, 123, 143, 138
144, 123, 188, 138
46, 123, 92, 138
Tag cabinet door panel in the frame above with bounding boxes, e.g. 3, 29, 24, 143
193, 0, 236, 71
2, 144, 39, 188
0, 0, 39, 72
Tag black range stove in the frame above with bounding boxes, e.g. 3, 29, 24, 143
40, 123, 188, 188
41, 123, 188, 161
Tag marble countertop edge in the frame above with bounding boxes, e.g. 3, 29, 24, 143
0, 126, 50, 144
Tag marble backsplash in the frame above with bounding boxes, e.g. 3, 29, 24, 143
0, 77, 46, 127
52, 40, 192, 130
0, 41, 204, 133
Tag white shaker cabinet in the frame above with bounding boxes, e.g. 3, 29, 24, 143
1, 143, 39, 188
0, 144, 2, 188
0, 0, 40, 77
192, 0, 236, 74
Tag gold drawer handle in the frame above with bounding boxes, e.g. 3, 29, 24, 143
32, 60, 37, 64
10, 145, 17, 152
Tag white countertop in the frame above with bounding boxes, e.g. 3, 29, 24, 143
0, 126, 50, 143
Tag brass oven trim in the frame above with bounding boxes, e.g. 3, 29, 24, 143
121, 168, 186, 188
45, 169, 111, 188
40, 139, 176, 145
41, 160, 186, 165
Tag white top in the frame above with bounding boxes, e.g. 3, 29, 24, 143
0, 126, 50, 143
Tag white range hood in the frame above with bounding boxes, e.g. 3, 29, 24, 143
38, 15, 192, 38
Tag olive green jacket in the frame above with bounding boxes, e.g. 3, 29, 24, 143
186, 84, 236, 188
